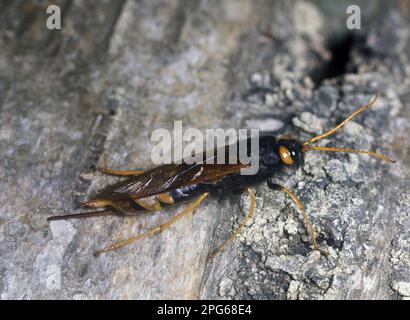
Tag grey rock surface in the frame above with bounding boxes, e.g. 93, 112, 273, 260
0, 0, 409, 299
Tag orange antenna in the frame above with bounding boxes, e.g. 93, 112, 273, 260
303, 94, 378, 146
303, 146, 396, 163
302, 94, 396, 163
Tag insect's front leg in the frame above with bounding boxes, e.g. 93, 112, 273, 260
267, 179, 328, 256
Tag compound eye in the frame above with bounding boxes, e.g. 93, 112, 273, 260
279, 145, 294, 165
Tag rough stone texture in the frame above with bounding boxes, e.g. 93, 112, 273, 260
0, 0, 409, 300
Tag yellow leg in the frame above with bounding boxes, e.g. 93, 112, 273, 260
95, 193, 209, 256
209, 188, 255, 260
268, 181, 329, 256
96, 167, 144, 176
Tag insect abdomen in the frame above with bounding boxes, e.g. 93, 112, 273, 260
169, 184, 208, 203
116, 184, 208, 214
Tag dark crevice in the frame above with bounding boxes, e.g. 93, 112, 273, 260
71, 110, 115, 208
309, 32, 356, 87
157, 0, 199, 58
0, 0, 13, 15
100, 0, 127, 54
163, 0, 192, 47
15, 2, 39, 40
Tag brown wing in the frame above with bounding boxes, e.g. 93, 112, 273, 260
92, 153, 250, 201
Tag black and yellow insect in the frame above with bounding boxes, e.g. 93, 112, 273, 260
48, 95, 395, 258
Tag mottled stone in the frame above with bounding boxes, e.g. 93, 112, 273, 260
0, 0, 409, 300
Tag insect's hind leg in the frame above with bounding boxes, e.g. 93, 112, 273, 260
96, 167, 144, 176
94, 193, 209, 257
208, 188, 255, 260
267, 180, 329, 256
